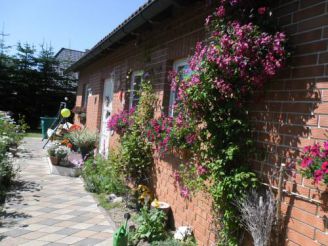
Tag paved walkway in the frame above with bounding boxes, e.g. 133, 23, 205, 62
0, 138, 115, 246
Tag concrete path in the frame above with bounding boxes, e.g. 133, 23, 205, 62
0, 138, 115, 246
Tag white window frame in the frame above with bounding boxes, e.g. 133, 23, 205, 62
129, 70, 144, 109
169, 58, 189, 116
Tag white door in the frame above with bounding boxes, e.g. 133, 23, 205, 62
99, 78, 114, 158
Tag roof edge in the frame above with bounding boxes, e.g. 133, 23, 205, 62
68, 0, 177, 72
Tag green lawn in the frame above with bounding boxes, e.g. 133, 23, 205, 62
26, 130, 42, 138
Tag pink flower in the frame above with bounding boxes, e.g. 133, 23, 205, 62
185, 133, 196, 145
180, 186, 190, 198
321, 161, 328, 170
197, 165, 208, 175
314, 169, 324, 183
300, 157, 313, 168
258, 7, 267, 15
303, 145, 311, 154
205, 15, 212, 26
323, 141, 328, 151
216, 6, 226, 17
310, 144, 321, 157
173, 171, 181, 182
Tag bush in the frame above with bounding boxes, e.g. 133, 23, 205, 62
82, 153, 127, 195
131, 206, 167, 243
0, 112, 26, 202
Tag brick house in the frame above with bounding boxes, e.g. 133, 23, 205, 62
69, 0, 328, 245
54, 48, 85, 79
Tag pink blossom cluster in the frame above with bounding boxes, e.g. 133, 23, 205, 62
107, 107, 135, 135
300, 142, 328, 184
146, 116, 173, 153
187, 21, 287, 103
172, 171, 190, 198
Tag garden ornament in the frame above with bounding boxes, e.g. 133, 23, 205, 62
136, 184, 153, 205
61, 108, 71, 118
174, 226, 193, 241
113, 213, 131, 246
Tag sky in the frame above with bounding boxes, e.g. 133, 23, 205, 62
0, 0, 147, 54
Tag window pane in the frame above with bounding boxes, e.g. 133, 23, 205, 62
130, 72, 143, 109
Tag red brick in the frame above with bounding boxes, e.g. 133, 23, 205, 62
315, 103, 328, 114
315, 230, 328, 245
291, 54, 318, 66
324, 27, 328, 38
291, 207, 325, 230
285, 79, 316, 90
295, 41, 327, 54
300, 0, 326, 8
319, 115, 328, 127
275, 2, 299, 17
292, 65, 325, 78
319, 52, 328, 64
288, 218, 315, 239
310, 127, 328, 139
298, 15, 328, 32
290, 29, 322, 45
316, 81, 328, 89
293, 3, 326, 22
286, 240, 300, 246
293, 198, 318, 214
287, 229, 320, 246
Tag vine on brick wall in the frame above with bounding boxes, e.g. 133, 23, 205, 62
108, 1, 289, 245
147, 1, 289, 244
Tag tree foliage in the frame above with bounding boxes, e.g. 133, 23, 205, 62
0, 42, 77, 128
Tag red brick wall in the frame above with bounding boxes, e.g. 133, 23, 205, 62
249, 1, 328, 245
74, 0, 328, 245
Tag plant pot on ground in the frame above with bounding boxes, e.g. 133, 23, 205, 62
49, 156, 60, 165
47, 144, 70, 166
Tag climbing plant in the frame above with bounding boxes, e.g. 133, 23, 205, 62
146, 1, 289, 245
108, 1, 289, 244
108, 80, 157, 184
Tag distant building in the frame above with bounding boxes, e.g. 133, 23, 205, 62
54, 48, 85, 79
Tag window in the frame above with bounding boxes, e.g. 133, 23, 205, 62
129, 71, 143, 109
82, 83, 90, 107
169, 59, 190, 116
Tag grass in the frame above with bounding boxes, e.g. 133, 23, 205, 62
26, 130, 42, 138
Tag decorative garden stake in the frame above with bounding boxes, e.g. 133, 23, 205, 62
235, 189, 276, 246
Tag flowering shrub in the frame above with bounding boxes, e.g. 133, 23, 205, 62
107, 108, 135, 135
146, 111, 199, 156
0, 112, 26, 201
299, 142, 328, 184
146, 116, 173, 153
180, 22, 287, 117
109, 80, 156, 184
162, 1, 288, 245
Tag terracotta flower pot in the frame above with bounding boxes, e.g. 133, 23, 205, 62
50, 156, 60, 165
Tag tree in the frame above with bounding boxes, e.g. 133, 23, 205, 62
0, 41, 78, 129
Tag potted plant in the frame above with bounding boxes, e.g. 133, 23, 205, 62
47, 144, 70, 165
47, 143, 60, 165
65, 128, 98, 159
55, 145, 71, 164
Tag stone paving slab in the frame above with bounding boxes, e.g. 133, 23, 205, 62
0, 138, 115, 245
